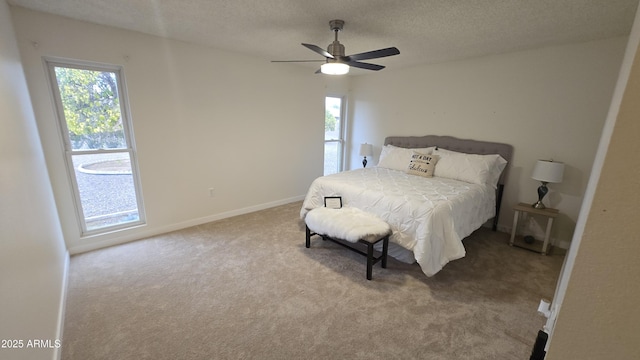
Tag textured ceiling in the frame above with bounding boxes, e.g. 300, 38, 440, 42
8, 0, 640, 74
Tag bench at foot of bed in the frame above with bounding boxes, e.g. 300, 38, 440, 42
304, 207, 391, 280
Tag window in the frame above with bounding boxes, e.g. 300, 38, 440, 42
324, 96, 345, 175
46, 58, 145, 236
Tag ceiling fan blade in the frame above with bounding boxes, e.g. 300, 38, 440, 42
271, 60, 326, 63
347, 47, 400, 61
302, 43, 334, 59
342, 59, 385, 71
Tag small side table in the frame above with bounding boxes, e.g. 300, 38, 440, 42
509, 203, 559, 255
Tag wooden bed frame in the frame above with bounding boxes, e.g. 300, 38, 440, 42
384, 135, 514, 231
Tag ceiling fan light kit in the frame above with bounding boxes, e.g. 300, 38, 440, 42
321, 62, 350, 75
272, 19, 400, 75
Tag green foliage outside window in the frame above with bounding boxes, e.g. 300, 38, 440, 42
325, 109, 337, 132
55, 67, 125, 149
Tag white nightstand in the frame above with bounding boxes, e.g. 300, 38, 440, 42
509, 203, 559, 255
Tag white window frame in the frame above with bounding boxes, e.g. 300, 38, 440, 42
44, 57, 146, 237
324, 95, 347, 175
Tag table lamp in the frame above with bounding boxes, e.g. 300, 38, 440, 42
359, 143, 373, 168
531, 160, 564, 209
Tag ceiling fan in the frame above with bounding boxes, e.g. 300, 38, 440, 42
272, 20, 400, 75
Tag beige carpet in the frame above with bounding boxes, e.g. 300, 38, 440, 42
62, 201, 563, 360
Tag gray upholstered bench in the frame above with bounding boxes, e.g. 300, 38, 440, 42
305, 207, 391, 280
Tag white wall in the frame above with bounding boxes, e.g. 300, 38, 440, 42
346, 38, 627, 246
11, 6, 326, 253
0, 1, 68, 359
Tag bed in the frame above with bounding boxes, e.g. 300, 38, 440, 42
300, 135, 513, 276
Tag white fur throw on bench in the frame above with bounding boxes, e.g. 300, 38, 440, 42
305, 207, 391, 243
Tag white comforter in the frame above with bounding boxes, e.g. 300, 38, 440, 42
300, 167, 496, 276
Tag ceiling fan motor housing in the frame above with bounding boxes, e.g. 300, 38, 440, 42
328, 41, 345, 57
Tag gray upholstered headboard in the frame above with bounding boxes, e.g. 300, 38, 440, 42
384, 135, 514, 186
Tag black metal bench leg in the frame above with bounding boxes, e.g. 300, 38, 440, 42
366, 242, 374, 280
305, 225, 311, 248
382, 236, 389, 269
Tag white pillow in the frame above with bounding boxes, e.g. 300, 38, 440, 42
433, 148, 507, 188
378, 145, 435, 171
406, 152, 439, 178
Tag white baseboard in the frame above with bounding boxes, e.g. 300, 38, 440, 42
68, 195, 306, 255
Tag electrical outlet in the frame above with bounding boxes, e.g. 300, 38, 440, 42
208, 188, 215, 198
537, 299, 551, 318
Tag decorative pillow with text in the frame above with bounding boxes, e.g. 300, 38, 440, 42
378, 145, 434, 171
407, 152, 440, 177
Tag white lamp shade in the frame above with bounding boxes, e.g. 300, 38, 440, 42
321, 62, 349, 75
532, 160, 565, 183
359, 143, 373, 157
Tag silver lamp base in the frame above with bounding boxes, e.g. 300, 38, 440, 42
532, 200, 546, 209
532, 182, 549, 209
